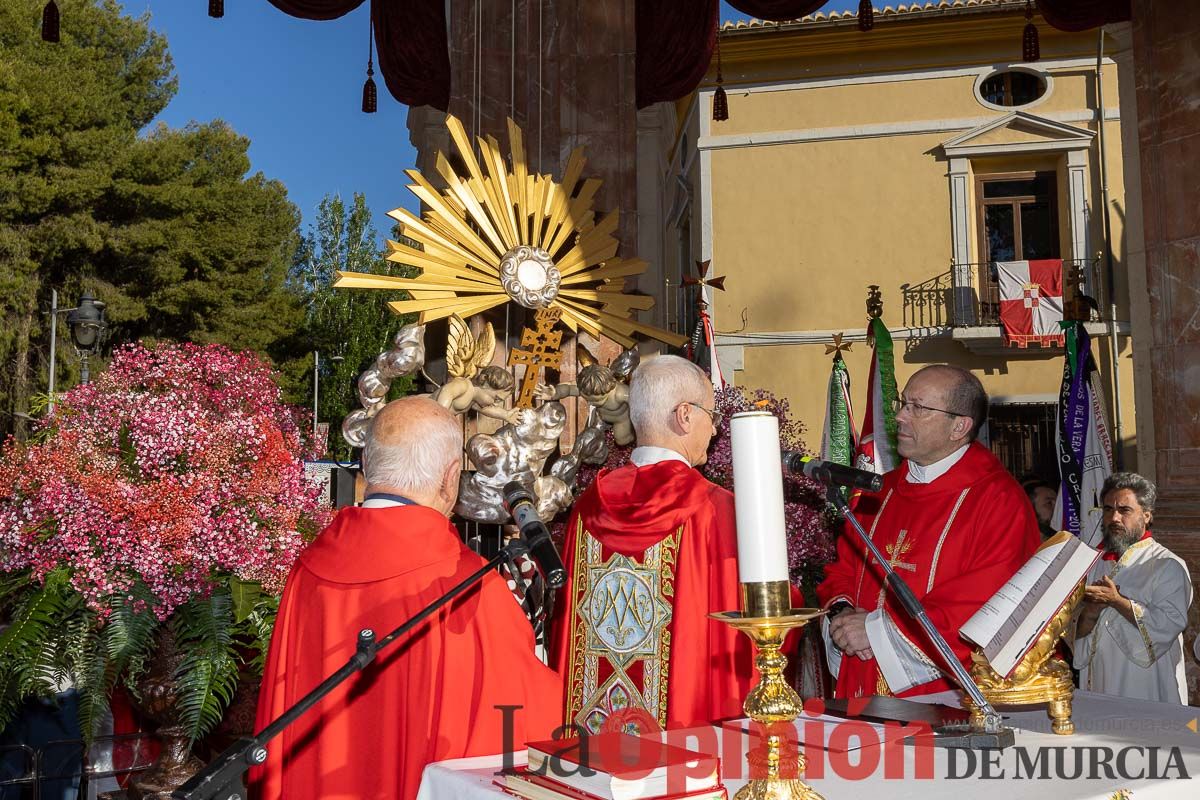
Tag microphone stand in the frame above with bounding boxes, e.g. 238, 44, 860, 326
171, 538, 533, 800
824, 485, 1011, 743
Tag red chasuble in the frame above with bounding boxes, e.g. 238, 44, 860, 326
549, 460, 754, 732
251, 505, 562, 800
816, 442, 1040, 698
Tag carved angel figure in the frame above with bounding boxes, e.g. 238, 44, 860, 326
536, 347, 636, 446
432, 315, 521, 425
455, 401, 569, 523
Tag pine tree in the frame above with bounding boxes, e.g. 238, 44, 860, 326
0, 0, 305, 439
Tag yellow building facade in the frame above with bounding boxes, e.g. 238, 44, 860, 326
655, 1, 1137, 477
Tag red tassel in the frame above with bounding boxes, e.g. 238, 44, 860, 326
209, 0, 224, 19
712, 32, 729, 122
858, 1, 875, 32
362, 65, 378, 114
712, 85, 728, 122
41, 1, 60, 43
1023, 1, 1040, 62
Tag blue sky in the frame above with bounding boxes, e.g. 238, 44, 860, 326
139, 1, 857, 244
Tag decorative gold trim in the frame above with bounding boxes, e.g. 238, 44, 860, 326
853, 489, 894, 602
1129, 599, 1156, 662
926, 488, 970, 593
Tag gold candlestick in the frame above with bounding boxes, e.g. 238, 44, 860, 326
712, 582, 826, 800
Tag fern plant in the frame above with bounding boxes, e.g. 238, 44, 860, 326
0, 342, 330, 743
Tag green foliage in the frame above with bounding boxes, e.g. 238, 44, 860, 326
289, 193, 416, 459
0, 571, 282, 743
0, 0, 305, 440
170, 588, 240, 743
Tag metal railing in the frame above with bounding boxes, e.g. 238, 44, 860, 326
948, 258, 1103, 328
0, 733, 156, 800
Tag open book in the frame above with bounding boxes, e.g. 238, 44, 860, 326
960, 531, 1101, 678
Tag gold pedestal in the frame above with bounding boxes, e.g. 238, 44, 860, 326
713, 581, 826, 800
962, 578, 1085, 736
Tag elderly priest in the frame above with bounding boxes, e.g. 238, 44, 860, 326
252, 397, 561, 800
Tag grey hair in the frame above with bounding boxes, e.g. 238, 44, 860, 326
915, 364, 988, 441
1101, 472, 1157, 513
362, 404, 463, 494
629, 355, 711, 440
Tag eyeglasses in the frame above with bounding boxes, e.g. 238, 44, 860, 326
681, 402, 723, 427
890, 398, 966, 418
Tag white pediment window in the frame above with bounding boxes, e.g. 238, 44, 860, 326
941, 112, 1096, 327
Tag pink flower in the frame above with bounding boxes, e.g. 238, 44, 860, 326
0, 342, 330, 619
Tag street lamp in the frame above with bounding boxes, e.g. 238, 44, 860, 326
312, 350, 345, 438
65, 291, 108, 384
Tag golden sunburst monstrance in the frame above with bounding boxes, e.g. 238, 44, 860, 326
332, 114, 687, 349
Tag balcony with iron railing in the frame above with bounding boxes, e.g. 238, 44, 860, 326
901, 258, 1106, 354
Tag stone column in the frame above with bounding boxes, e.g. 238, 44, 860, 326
1129, 0, 1200, 703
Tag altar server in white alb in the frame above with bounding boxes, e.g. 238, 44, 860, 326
1073, 472, 1193, 704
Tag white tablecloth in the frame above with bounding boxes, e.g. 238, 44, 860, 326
416, 692, 1199, 799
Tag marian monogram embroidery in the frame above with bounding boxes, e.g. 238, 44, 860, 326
565, 523, 679, 734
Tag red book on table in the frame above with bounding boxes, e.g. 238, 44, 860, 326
520, 732, 721, 800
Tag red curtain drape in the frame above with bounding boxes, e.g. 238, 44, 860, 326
635, 0, 828, 109
1036, 0, 1132, 32
267, 0, 449, 110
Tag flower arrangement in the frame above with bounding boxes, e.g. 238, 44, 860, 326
568, 385, 837, 596
0, 342, 330, 741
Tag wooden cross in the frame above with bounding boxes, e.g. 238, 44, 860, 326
508, 307, 564, 409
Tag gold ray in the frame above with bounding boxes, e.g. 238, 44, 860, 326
444, 115, 492, 203
480, 135, 521, 248
388, 294, 509, 320
405, 171, 502, 264
547, 178, 603, 256
387, 207, 499, 277
530, 176, 549, 248
335, 272, 510, 294
552, 301, 628, 346
559, 289, 656, 311
560, 258, 648, 285
507, 119, 529, 242
384, 243, 497, 285
541, 148, 586, 250
557, 296, 687, 347
557, 210, 620, 275
434, 152, 506, 255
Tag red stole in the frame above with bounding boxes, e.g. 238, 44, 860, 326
817, 443, 1040, 698
549, 461, 754, 730
251, 505, 562, 800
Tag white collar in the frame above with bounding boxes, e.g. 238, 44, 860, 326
630, 445, 692, 468
906, 444, 969, 484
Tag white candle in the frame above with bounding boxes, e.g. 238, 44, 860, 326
730, 411, 790, 583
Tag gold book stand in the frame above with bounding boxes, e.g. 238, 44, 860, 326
962, 579, 1085, 736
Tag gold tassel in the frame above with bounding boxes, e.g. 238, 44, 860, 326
858, 1, 875, 32
41, 1, 60, 43
209, 0, 224, 18
1023, 0, 1040, 62
712, 31, 729, 122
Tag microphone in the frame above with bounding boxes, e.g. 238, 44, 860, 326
781, 452, 884, 493
502, 482, 567, 588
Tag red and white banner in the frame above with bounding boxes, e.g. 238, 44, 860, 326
996, 259, 1065, 347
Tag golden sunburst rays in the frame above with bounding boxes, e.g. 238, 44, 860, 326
332, 114, 687, 349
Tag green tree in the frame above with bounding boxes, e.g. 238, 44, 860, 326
289, 193, 415, 460
0, 0, 306, 439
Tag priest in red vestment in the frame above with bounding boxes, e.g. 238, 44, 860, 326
252, 397, 562, 800
550, 355, 755, 733
817, 365, 1040, 699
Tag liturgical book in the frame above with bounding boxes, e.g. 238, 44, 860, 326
523, 733, 721, 800
960, 530, 1100, 677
